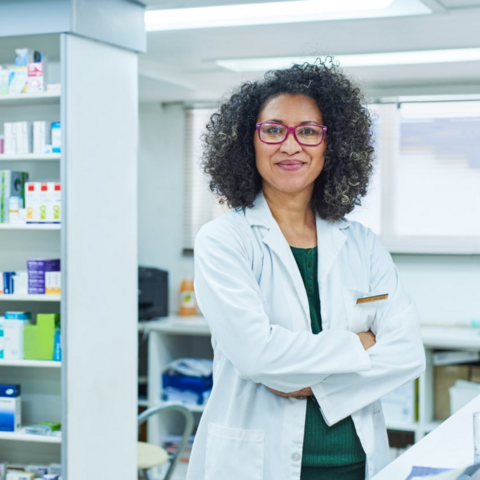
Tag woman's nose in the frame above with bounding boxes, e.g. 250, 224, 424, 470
280, 130, 302, 155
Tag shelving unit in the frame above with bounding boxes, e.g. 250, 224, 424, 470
0, 11, 142, 475
140, 318, 480, 453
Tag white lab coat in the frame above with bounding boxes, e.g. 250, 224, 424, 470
187, 190, 426, 480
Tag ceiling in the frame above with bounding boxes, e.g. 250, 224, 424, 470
138, 0, 480, 103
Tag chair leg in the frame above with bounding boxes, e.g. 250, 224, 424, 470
142, 469, 152, 480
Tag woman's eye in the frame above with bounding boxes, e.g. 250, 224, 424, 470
266, 127, 282, 134
299, 128, 315, 136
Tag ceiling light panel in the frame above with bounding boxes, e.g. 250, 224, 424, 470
145, 0, 430, 31
216, 48, 480, 72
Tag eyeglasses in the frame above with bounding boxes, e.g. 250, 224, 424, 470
256, 122, 327, 146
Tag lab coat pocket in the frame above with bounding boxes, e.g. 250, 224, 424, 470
205, 422, 265, 480
343, 289, 378, 334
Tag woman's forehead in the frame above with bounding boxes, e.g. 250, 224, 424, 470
258, 94, 323, 123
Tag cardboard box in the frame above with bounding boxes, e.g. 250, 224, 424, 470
3, 312, 32, 360
23, 314, 59, 361
33, 121, 51, 154
435, 365, 471, 420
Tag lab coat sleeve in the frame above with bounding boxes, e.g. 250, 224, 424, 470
194, 220, 371, 393
311, 229, 426, 426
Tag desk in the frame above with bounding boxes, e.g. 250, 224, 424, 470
373, 393, 480, 479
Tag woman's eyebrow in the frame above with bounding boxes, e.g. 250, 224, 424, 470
264, 119, 322, 124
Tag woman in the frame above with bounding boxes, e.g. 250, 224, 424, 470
187, 59, 425, 480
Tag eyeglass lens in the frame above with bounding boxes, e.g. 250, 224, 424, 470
259, 124, 324, 145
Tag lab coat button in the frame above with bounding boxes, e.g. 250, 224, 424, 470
291, 452, 301, 462
306, 249, 312, 255
307, 262, 312, 268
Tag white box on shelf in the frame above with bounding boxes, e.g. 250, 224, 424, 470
381, 381, 416, 425
4, 123, 15, 154
33, 121, 51, 154
449, 380, 480, 415
3, 314, 31, 360
14, 122, 33, 155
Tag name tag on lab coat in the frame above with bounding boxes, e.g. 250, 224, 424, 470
356, 293, 389, 305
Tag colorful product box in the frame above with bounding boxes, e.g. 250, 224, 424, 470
0, 171, 29, 223
51, 122, 61, 153
0, 384, 21, 433
0, 68, 15, 95
27, 259, 61, 295
4, 312, 32, 360
25, 182, 61, 224
27, 62, 47, 93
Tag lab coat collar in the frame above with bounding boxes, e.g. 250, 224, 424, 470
245, 189, 350, 290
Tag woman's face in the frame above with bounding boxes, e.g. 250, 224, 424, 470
254, 94, 326, 196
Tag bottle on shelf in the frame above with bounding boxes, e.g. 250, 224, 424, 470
179, 275, 197, 317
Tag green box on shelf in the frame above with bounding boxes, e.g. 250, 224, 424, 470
23, 314, 60, 361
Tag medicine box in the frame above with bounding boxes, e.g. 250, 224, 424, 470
33, 121, 51, 154
51, 122, 61, 153
0, 317, 4, 359
25, 182, 61, 224
23, 314, 59, 361
0, 171, 29, 223
4, 312, 32, 360
27, 259, 60, 295
0, 384, 21, 432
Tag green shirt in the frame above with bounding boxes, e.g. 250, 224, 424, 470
290, 246, 366, 480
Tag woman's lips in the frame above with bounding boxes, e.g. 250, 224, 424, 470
276, 160, 306, 171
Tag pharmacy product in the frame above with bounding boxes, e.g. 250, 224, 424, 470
0, 134, 4, 154
33, 121, 51, 154
3, 272, 15, 294
27, 259, 61, 295
25, 466, 49, 477
6, 474, 35, 480
50, 183, 61, 223
43, 475, 60, 480
46, 84, 61, 94
15, 49, 35, 66
0, 171, 29, 223
0, 68, 14, 95
12, 271, 28, 295
51, 123, 61, 153
3, 123, 15, 154
27, 61, 47, 93
25, 182, 60, 224
4, 312, 32, 359
179, 276, 197, 316
9, 67, 28, 94
15, 122, 32, 154
9, 197, 24, 225
47, 464, 62, 475
24, 313, 59, 360
0, 384, 21, 432
0, 317, 4, 359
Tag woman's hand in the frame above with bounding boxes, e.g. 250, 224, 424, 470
266, 387, 313, 398
357, 331, 376, 350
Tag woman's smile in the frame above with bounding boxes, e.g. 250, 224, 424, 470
275, 159, 307, 171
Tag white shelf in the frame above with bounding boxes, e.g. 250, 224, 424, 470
0, 153, 61, 161
421, 326, 480, 350
0, 429, 61, 444
0, 92, 60, 105
0, 223, 61, 230
0, 294, 61, 302
139, 315, 210, 336
0, 359, 61, 368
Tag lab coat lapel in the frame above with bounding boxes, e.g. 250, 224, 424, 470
315, 216, 348, 285
246, 192, 311, 328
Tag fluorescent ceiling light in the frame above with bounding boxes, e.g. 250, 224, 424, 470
146, 0, 429, 31
216, 48, 480, 72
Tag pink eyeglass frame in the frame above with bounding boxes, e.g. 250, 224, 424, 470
256, 122, 328, 146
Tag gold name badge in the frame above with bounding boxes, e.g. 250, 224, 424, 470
356, 294, 389, 305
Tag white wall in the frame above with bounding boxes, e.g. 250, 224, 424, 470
138, 104, 480, 327
138, 103, 193, 314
